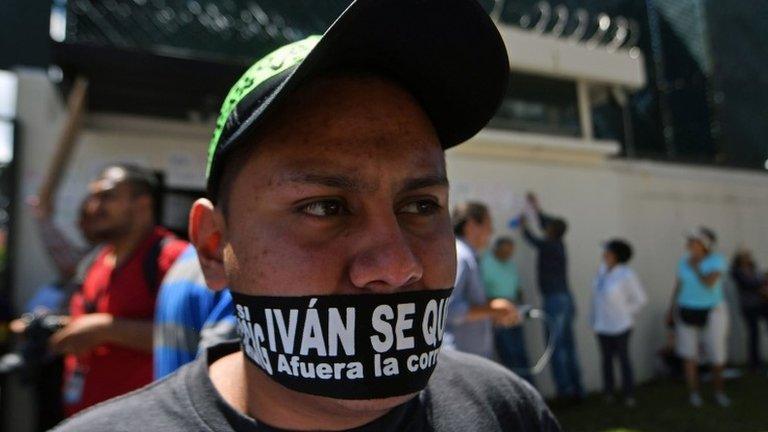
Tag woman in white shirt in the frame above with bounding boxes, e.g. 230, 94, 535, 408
591, 239, 647, 406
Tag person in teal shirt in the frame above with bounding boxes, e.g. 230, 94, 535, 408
677, 250, 726, 309
670, 227, 730, 408
482, 237, 534, 384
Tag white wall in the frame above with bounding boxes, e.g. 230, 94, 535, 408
447, 140, 768, 397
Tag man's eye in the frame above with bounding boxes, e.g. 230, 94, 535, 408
400, 200, 440, 215
299, 200, 345, 217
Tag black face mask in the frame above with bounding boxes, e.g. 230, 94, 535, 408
231, 288, 453, 400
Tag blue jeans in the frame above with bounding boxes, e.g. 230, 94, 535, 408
544, 292, 584, 398
494, 325, 535, 386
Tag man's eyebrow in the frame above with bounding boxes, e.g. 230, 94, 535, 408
283, 172, 366, 191
401, 174, 449, 192
278, 172, 448, 192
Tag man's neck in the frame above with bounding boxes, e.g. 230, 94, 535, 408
209, 352, 398, 431
110, 223, 154, 265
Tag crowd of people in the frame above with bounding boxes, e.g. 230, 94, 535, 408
13, 163, 235, 429
444, 193, 768, 410
10, 162, 767, 431
10, 167, 768, 430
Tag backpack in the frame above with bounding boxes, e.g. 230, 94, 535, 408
71, 234, 176, 300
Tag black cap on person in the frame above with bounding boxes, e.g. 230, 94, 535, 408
206, 0, 510, 199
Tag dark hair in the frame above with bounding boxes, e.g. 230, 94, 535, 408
730, 249, 755, 276
699, 226, 717, 244
605, 239, 633, 264
98, 164, 160, 222
452, 202, 489, 236
548, 218, 568, 239
494, 236, 514, 250
99, 163, 158, 200
214, 142, 259, 218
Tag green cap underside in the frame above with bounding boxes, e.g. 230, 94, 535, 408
206, 35, 322, 179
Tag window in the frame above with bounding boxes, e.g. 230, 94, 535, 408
489, 72, 581, 137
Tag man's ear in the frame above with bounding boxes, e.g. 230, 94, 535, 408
189, 198, 229, 291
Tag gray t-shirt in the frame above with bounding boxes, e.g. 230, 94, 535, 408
445, 238, 494, 358
52, 342, 560, 432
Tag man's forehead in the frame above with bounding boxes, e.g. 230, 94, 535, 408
89, 170, 128, 194
89, 178, 117, 194
281, 73, 430, 129
273, 139, 446, 171
219, 72, 446, 205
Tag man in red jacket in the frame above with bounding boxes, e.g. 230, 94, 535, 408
50, 164, 187, 416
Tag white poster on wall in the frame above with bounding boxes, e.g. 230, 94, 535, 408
450, 180, 539, 233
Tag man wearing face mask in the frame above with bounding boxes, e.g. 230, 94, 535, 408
53, 1, 560, 431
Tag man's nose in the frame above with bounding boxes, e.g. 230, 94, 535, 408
348, 214, 424, 293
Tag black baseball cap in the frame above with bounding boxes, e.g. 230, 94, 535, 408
206, 0, 510, 199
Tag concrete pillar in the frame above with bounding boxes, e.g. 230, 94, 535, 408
576, 79, 593, 141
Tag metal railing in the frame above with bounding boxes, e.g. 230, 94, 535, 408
491, 0, 641, 53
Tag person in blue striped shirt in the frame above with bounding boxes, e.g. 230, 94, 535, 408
153, 244, 236, 379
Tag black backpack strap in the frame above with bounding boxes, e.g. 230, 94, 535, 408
61, 246, 103, 312
142, 235, 173, 296
72, 247, 102, 288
